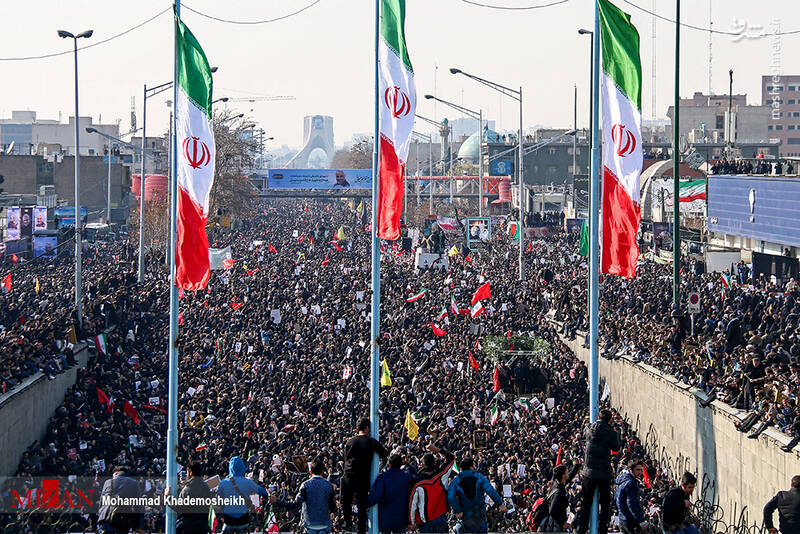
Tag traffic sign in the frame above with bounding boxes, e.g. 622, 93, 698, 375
688, 292, 700, 314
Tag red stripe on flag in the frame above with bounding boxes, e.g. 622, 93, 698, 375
378, 137, 404, 240
176, 187, 211, 290
601, 168, 640, 278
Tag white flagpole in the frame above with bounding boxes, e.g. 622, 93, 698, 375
166, 2, 181, 533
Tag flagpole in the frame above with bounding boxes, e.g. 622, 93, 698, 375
165, 2, 180, 533
588, 1, 601, 534
369, 0, 381, 533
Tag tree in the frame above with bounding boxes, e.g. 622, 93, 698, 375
331, 138, 373, 169
209, 110, 260, 221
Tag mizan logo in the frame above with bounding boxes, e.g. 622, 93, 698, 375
182, 136, 211, 169
610, 124, 637, 157
384, 86, 411, 118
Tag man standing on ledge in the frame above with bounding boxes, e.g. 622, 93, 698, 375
763, 475, 800, 534
342, 417, 389, 534
576, 408, 620, 534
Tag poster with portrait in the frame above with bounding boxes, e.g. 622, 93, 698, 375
466, 217, 491, 249
20, 207, 33, 238
33, 236, 57, 259
5, 207, 20, 241
34, 207, 48, 231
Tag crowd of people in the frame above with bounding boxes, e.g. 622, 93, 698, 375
0, 199, 796, 533
710, 158, 795, 175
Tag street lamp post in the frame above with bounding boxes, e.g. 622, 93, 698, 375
58, 28, 93, 327
423, 95, 483, 215
578, 29, 594, 150
450, 68, 524, 279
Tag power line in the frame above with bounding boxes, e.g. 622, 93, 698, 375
0, 7, 172, 62
181, 0, 323, 25
460, 0, 569, 10
621, 0, 800, 36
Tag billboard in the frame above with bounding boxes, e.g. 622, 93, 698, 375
20, 207, 33, 238
6, 207, 20, 241
651, 178, 705, 215
34, 207, 47, 231
708, 175, 800, 247
490, 159, 514, 176
54, 206, 87, 228
267, 169, 372, 190
33, 236, 57, 259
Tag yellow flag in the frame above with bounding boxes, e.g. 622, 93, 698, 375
380, 359, 392, 387
348, 199, 355, 212
35, 277, 40, 294
447, 245, 459, 257
356, 200, 364, 214
404, 409, 419, 441
337, 226, 346, 241
69, 325, 77, 345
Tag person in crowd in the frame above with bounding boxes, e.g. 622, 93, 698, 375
763, 475, 800, 534
97, 465, 145, 534
164, 462, 214, 534
614, 459, 647, 534
410, 443, 456, 533
272, 457, 337, 534
447, 457, 506, 534
215, 456, 270, 532
537, 464, 571, 532
342, 418, 389, 534
576, 409, 620, 534
367, 453, 415, 533
661, 472, 699, 534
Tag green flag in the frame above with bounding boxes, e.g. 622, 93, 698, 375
578, 220, 589, 257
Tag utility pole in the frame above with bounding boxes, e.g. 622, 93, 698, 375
673, 0, 681, 309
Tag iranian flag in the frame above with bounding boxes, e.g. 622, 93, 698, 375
407, 288, 427, 302
175, 17, 216, 290
678, 180, 706, 202
94, 333, 108, 355
264, 505, 279, 532
378, 0, 416, 240
436, 306, 448, 321
490, 406, 499, 426
600, 0, 642, 278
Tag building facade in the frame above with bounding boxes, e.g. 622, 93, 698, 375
761, 74, 800, 156
0, 111, 120, 157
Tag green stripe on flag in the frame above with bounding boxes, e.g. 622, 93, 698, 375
599, 0, 641, 109
381, 0, 414, 73
176, 17, 214, 118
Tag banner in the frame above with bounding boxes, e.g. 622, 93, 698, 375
209, 246, 232, 271
435, 216, 460, 233
6, 207, 20, 241
466, 217, 491, 249
33, 236, 57, 259
34, 207, 47, 232
268, 169, 372, 190
20, 207, 33, 238
54, 206, 87, 228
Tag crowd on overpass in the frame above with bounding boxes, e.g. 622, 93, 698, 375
0, 199, 796, 533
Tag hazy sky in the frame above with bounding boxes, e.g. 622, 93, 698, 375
2, 0, 798, 149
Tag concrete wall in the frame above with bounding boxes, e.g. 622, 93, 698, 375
562, 336, 800, 526
0, 342, 89, 476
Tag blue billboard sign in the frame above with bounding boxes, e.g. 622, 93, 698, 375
490, 159, 514, 176
708, 175, 800, 247
54, 206, 87, 228
267, 169, 372, 190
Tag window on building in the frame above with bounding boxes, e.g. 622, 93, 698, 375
547, 165, 558, 176
768, 125, 774, 131
548, 148, 557, 156
776, 125, 784, 131
794, 112, 800, 118
788, 138, 800, 145
790, 86, 797, 91
767, 85, 773, 91
790, 125, 796, 130
716, 115, 724, 129
790, 99, 796, 105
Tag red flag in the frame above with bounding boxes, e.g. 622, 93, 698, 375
332, 241, 343, 251
178, 287, 185, 300
123, 401, 140, 424
506, 329, 512, 338
555, 447, 563, 466
525, 241, 532, 253
471, 282, 491, 305
298, 235, 306, 243
222, 258, 235, 269
2, 274, 10, 292
321, 254, 330, 266
96, 387, 110, 406
178, 313, 184, 325
492, 366, 501, 392
268, 243, 277, 253
11, 254, 18, 263
230, 302, 243, 310
246, 268, 259, 276
642, 465, 652, 489
464, 254, 472, 263
474, 338, 480, 351
430, 323, 446, 337
469, 352, 479, 370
